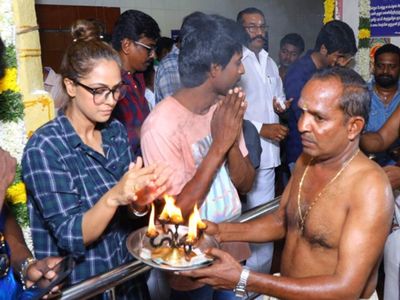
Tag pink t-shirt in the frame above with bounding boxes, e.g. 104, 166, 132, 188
141, 96, 248, 222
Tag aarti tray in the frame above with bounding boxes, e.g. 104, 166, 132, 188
126, 224, 219, 271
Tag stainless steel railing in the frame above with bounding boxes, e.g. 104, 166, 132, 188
60, 196, 281, 300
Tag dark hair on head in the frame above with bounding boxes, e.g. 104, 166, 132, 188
314, 20, 357, 56
0, 37, 5, 79
311, 67, 370, 126
374, 43, 400, 62
71, 19, 106, 42
156, 37, 174, 59
212, 14, 250, 46
179, 13, 243, 88
179, 12, 205, 40
175, 12, 205, 44
111, 10, 160, 51
280, 33, 305, 54
236, 7, 265, 24
60, 20, 121, 83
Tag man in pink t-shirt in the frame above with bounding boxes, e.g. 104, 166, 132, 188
142, 95, 249, 222
142, 13, 254, 223
141, 12, 255, 300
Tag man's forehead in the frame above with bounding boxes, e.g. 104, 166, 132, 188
298, 96, 339, 115
281, 43, 300, 52
375, 52, 400, 63
300, 78, 342, 110
242, 13, 265, 24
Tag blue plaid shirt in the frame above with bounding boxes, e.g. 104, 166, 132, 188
22, 111, 149, 299
154, 45, 181, 103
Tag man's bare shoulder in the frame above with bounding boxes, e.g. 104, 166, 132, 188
348, 154, 393, 210
293, 153, 393, 208
350, 154, 390, 186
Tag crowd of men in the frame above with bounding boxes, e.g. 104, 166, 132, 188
1, 5, 400, 300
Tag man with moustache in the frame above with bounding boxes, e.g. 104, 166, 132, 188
364, 44, 400, 168
181, 67, 393, 300
236, 7, 290, 279
285, 20, 357, 173
141, 13, 255, 300
111, 10, 160, 156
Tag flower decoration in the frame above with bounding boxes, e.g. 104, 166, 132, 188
358, 28, 371, 40
324, 0, 335, 24
6, 182, 27, 205
0, 2, 28, 228
0, 68, 20, 93
355, 0, 371, 81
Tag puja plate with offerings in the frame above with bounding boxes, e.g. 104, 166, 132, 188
126, 195, 219, 271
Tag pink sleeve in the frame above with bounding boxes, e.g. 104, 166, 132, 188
141, 129, 188, 196
238, 129, 249, 157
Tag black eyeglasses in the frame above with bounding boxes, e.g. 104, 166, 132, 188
0, 233, 10, 278
134, 41, 156, 56
74, 80, 127, 105
243, 24, 267, 33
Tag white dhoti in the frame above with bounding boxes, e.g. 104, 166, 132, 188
384, 193, 400, 300
384, 228, 400, 300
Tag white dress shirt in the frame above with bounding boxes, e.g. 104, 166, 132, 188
43, 67, 69, 110
239, 47, 285, 169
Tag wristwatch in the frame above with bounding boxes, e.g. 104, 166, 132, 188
233, 266, 250, 297
19, 257, 37, 290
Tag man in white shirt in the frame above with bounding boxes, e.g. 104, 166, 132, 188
43, 67, 69, 111
237, 7, 290, 279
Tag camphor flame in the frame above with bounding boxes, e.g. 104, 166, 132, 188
187, 203, 206, 243
159, 195, 183, 224
146, 203, 158, 237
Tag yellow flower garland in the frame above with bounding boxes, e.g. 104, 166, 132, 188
6, 182, 27, 205
323, 0, 335, 24
0, 68, 21, 93
358, 28, 370, 40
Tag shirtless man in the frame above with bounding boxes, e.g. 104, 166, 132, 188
181, 67, 394, 300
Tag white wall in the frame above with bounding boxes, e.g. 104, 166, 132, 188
256, 0, 323, 60
34, 0, 323, 61
342, 0, 400, 47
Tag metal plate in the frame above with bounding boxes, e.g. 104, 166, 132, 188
126, 225, 219, 271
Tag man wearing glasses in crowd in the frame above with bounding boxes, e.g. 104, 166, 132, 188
236, 7, 291, 283
111, 10, 160, 156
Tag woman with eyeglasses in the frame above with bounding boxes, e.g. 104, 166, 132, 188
22, 20, 168, 300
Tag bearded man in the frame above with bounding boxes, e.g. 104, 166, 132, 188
364, 43, 400, 167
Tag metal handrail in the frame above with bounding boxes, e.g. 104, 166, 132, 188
61, 196, 281, 300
